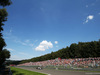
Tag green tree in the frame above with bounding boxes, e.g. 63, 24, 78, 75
0, 0, 12, 7
0, 49, 10, 65
0, 0, 12, 67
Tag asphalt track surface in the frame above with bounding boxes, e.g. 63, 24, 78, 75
17, 67, 100, 75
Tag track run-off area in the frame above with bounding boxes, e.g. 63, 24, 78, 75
16, 67, 100, 75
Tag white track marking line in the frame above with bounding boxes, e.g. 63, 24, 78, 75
85, 73, 100, 74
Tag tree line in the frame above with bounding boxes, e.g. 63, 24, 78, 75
20, 39, 100, 64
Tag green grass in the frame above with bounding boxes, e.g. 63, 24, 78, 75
10, 67, 47, 75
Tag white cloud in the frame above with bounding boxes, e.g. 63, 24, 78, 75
22, 42, 27, 45
7, 48, 15, 51
9, 55, 29, 60
98, 13, 100, 15
84, 15, 94, 24
55, 41, 58, 44
9, 52, 33, 60
14, 39, 35, 47
10, 55, 22, 60
4, 28, 13, 36
87, 15, 94, 20
14, 40, 27, 46
19, 52, 28, 56
35, 40, 53, 51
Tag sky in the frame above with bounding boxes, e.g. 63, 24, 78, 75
1, 0, 100, 60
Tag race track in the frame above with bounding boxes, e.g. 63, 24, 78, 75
16, 67, 100, 75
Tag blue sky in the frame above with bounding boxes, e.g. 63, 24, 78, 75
2, 0, 100, 60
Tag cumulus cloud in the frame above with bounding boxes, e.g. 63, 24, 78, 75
35, 40, 53, 51
87, 15, 94, 19
84, 15, 94, 24
55, 41, 58, 44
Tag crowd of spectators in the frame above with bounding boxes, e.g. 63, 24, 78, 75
17, 57, 100, 68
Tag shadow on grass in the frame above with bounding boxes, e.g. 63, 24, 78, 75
11, 70, 24, 75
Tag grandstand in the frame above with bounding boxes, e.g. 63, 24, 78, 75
17, 57, 100, 71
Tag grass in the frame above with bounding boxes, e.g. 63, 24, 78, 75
10, 67, 47, 75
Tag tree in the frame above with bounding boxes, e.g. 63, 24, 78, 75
0, 49, 10, 65
0, 0, 12, 7
0, 0, 12, 67
0, 37, 6, 51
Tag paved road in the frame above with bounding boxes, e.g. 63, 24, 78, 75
17, 67, 100, 75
